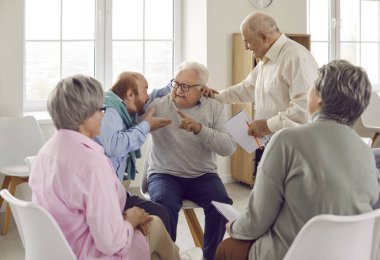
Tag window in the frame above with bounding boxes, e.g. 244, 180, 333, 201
24, 0, 179, 111
308, 0, 380, 89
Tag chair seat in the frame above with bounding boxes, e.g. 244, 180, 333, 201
0, 165, 29, 177
142, 192, 200, 209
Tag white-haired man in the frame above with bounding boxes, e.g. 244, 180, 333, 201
147, 62, 237, 260
209, 12, 318, 138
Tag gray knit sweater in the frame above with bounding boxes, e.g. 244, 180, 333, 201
231, 114, 380, 260
147, 95, 236, 178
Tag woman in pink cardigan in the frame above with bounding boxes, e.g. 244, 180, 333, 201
29, 75, 180, 260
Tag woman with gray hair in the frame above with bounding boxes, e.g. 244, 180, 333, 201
216, 60, 380, 260
28, 75, 182, 260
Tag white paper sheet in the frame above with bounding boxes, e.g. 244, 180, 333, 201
224, 109, 267, 153
211, 201, 240, 222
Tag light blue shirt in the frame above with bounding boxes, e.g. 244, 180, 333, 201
96, 84, 171, 181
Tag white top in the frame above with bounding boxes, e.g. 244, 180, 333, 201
216, 34, 319, 132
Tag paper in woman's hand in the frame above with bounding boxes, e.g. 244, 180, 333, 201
211, 201, 239, 222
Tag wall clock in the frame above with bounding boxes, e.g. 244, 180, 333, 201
249, 0, 273, 9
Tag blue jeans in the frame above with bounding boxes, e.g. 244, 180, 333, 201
147, 173, 233, 260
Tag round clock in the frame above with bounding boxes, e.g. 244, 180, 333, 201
249, 0, 273, 9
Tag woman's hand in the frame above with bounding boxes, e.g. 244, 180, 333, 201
226, 222, 232, 236
124, 207, 153, 232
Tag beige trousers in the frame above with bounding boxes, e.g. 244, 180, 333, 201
148, 216, 180, 260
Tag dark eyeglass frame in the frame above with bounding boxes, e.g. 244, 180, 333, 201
171, 79, 201, 92
99, 105, 107, 113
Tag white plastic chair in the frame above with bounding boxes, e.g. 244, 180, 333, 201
140, 135, 204, 247
283, 209, 380, 260
362, 91, 380, 146
0, 189, 76, 260
361, 137, 373, 147
0, 116, 44, 235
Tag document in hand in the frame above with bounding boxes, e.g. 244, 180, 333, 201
224, 109, 267, 153
211, 201, 239, 222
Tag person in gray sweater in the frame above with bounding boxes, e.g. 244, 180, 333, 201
215, 60, 380, 260
146, 61, 237, 260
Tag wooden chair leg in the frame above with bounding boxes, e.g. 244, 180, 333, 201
372, 132, 380, 147
183, 208, 204, 248
1, 176, 28, 235
0, 176, 11, 209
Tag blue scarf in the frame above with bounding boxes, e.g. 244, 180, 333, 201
104, 90, 141, 180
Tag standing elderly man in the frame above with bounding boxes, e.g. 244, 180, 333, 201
211, 12, 318, 138
147, 62, 237, 260
96, 72, 173, 234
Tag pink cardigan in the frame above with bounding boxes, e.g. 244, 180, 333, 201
29, 129, 150, 260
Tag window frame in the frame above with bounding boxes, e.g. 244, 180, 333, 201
308, 0, 380, 89
23, 0, 181, 112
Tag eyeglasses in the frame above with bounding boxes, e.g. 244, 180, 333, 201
171, 79, 200, 92
99, 105, 107, 113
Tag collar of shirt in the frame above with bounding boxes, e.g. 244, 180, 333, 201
312, 111, 338, 124
59, 129, 105, 154
263, 33, 287, 63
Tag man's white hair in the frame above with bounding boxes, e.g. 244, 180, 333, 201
176, 61, 209, 86
240, 12, 279, 36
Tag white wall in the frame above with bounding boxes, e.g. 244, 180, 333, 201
0, 0, 308, 188
0, 0, 24, 117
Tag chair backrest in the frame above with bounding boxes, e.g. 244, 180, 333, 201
0, 189, 76, 260
0, 116, 44, 167
361, 137, 373, 147
140, 134, 152, 196
362, 91, 380, 130
283, 209, 380, 260
25, 156, 36, 172
373, 148, 380, 173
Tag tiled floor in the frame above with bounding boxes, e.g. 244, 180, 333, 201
0, 182, 252, 259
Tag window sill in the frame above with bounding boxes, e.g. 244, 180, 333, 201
23, 111, 52, 125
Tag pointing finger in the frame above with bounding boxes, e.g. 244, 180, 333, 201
177, 110, 187, 119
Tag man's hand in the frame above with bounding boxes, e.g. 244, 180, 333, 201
177, 110, 202, 134
123, 207, 153, 234
144, 106, 172, 131
247, 119, 272, 137
201, 86, 219, 98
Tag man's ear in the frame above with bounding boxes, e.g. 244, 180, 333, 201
317, 92, 323, 106
125, 88, 136, 102
259, 32, 269, 44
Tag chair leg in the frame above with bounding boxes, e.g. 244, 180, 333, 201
183, 208, 204, 248
372, 132, 380, 147
0, 176, 11, 209
1, 176, 28, 235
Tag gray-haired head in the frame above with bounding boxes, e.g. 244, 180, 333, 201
240, 12, 280, 37
176, 61, 209, 86
315, 60, 372, 126
48, 75, 104, 131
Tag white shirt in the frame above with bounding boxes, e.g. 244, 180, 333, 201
216, 34, 319, 132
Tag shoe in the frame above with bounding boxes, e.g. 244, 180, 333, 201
180, 247, 203, 260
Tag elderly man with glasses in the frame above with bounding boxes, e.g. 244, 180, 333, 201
146, 61, 237, 260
